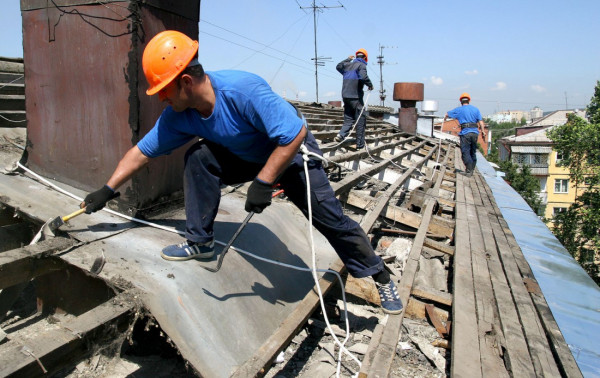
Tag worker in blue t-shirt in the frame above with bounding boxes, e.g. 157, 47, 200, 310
444, 93, 486, 177
79, 31, 403, 314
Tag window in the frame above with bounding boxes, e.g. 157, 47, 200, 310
513, 153, 526, 164
553, 207, 567, 215
532, 154, 546, 165
556, 151, 568, 162
554, 179, 569, 193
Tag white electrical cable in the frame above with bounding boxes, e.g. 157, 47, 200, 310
16, 157, 362, 375
300, 145, 361, 376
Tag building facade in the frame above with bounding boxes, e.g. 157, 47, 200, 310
498, 109, 588, 219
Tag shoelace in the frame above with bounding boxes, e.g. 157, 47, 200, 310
378, 283, 399, 301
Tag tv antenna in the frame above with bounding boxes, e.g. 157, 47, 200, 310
376, 44, 397, 106
298, 0, 344, 103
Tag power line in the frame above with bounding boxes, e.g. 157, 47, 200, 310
199, 30, 339, 81
200, 17, 310, 67
297, 0, 344, 103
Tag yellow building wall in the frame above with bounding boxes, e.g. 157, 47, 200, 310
545, 150, 579, 219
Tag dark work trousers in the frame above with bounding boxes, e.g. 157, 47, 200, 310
459, 132, 479, 172
338, 98, 366, 148
182, 131, 384, 278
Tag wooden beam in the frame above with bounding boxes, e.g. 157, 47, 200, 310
331, 140, 426, 195
474, 175, 582, 378
359, 146, 435, 232
357, 324, 384, 378
345, 192, 454, 239
366, 146, 450, 378
0, 291, 136, 377
0, 237, 74, 289
231, 259, 346, 378
411, 285, 452, 307
450, 167, 483, 378
425, 304, 448, 337
423, 238, 455, 256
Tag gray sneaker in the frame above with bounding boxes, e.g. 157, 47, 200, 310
334, 135, 344, 142
161, 240, 215, 261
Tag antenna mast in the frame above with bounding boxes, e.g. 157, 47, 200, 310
376, 44, 396, 106
299, 1, 343, 103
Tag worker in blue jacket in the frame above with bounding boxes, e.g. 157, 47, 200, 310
444, 93, 486, 177
80, 31, 403, 314
334, 49, 373, 149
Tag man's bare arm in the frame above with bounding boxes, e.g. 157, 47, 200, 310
107, 145, 151, 190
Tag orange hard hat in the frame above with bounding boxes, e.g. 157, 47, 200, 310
142, 30, 199, 95
355, 48, 368, 62
460, 92, 471, 102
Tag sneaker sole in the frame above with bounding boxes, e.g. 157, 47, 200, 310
382, 306, 404, 315
160, 251, 215, 261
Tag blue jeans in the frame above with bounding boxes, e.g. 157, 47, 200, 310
182, 131, 383, 278
339, 98, 366, 148
459, 132, 478, 172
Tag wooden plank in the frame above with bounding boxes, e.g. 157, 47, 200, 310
423, 237, 454, 256
360, 154, 430, 231
411, 285, 452, 307
425, 304, 448, 337
231, 259, 345, 378
367, 160, 448, 378
345, 275, 379, 305
478, 215, 536, 377
488, 215, 561, 377
497, 217, 582, 378
345, 192, 454, 238
331, 140, 427, 195
0, 237, 74, 289
358, 324, 384, 378
468, 202, 510, 378
451, 199, 482, 378
477, 175, 582, 377
0, 291, 136, 377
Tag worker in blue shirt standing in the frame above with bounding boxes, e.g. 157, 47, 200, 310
79, 31, 403, 314
444, 93, 486, 177
334, 49, 373, 149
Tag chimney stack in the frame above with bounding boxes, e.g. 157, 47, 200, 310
393, 82, 424, 134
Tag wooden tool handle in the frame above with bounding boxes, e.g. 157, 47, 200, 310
62, 207, 87, 222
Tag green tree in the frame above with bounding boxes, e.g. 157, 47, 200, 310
485, 119, 522, 163
586, 80, 600, 125
546, 110, 600, 284
499, 160, 543, 215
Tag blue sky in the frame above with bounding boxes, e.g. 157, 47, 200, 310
2, 0, 598, 116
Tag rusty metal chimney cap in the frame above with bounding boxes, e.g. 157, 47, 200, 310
393, 82, 424, 102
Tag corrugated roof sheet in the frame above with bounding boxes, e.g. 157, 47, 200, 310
511, 146, 553, 153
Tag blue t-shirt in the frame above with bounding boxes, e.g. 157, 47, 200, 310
137, 70, 304, 164
447, 104, 482, 136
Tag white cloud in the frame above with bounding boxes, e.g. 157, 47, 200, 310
324, 91, 337, 98
430, 76, 443, 86
465, 69, 479, 75
530, 84, 546, 93
491, 82, 507, 91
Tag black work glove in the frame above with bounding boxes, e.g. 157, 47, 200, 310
245, 178, 273, 213
82, 185, 120, 214
368, 85, 374, 91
